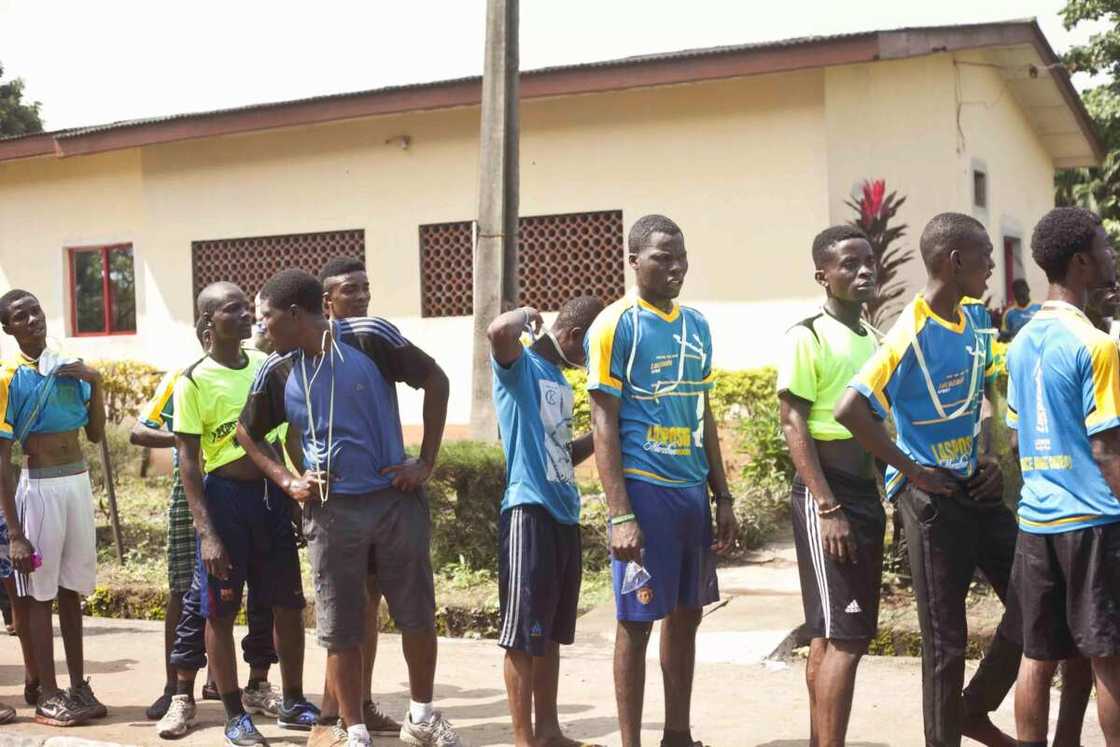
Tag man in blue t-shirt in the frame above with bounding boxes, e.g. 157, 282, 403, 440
237, 269, 463, 747
488, 296, 604, 747
1001, 278, 1042, 340
587, 215, 737, 747
836, 213, 1019, 747
1006, 207, 1120, 747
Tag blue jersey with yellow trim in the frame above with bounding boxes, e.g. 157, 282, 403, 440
586, 293, 714, 487
1006, 301, 1120, 533
850, 295, 996, 499
0, 352, 91, 442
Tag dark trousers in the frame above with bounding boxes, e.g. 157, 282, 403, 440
898, 487, 1022, 747
169, 540, 278, 672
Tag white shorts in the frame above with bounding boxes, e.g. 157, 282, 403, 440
14, 468, 97, 601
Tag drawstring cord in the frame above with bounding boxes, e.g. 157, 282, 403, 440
301, 327, 344, 503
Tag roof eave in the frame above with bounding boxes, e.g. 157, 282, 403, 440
0, 20, 1102, 167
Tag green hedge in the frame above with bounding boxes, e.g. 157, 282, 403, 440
426, 440, 614, 573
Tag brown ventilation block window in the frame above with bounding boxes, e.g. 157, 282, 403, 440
419, 210, 625, 318
191, 229, 365, 313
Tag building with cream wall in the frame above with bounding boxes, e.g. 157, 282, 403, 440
0, 20, 1101, 426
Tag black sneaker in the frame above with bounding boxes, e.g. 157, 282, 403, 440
146, 688, 175, 720
35, 690, 88, 727
68, 678, 107, 719
202, 681, 221, 701
224, 712, 269, 746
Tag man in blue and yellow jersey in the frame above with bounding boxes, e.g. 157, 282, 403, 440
1006, 207, 1120, 747
836, 213, 1020, 747
777, 225, 882, 747
173, 282, 316, 745
1000, 279, 1041, 340
587, 214, 736, 747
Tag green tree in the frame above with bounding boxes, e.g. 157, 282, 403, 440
0, 63, 43, 137
1057, 1, 1120, 236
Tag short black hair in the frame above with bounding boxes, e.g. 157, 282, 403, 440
554, 295, 605, 332
318, 256, 365, 283
0, 289, 33, 326
919, 213, 988, 269
628, 214, 682, 255
259, 269, 323, 314
1011, 277, 1030, 291
1031, 207, 1104, 282
812, 225, 869, 268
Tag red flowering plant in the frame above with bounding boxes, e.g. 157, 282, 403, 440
845, 179, 913, 328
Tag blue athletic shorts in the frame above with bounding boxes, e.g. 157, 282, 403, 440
497, 504, 581, 655
197, 475, 306, 619
611, 479, 719, 621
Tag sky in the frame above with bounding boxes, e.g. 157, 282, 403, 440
0, 0, 1111, 132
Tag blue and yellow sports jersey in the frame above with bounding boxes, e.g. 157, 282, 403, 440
850, 295, 996, 499
586, 293, 714, 487
1006, 301, 1120, 533
140, 370, 180, 431
1002, 302, 1042, 337
0, 352, 91, 443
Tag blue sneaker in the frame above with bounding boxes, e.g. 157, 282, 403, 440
277, 698, 320, 731
224, 713, 269, 746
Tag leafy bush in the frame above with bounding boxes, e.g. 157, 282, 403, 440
426, 440, 507, 571
564, 368, 591, 435
731, 472, 789, 551
89, 360, 164, 423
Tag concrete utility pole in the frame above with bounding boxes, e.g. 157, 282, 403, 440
470, 0, 519, 440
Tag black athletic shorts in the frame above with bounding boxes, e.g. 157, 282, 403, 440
1010, 521, 1120, 660
498, 504, 581, 656
791, 470, 886, 641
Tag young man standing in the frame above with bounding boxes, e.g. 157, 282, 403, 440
587, 215, 737, 747
1005, 207, 1120, 746
314, 257, 398, 737
777, 226, 882, 747
0, 289, 107, 726
237, 269, 461, 747
488, 296, 604, 747
132, 322, 283, 733
1001, 278, 1041, 340
835, 213, 1020, 747
173, 282, 316, 745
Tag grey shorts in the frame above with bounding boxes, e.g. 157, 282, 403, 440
303, 486, 436, 648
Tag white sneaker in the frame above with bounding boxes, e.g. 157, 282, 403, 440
400, 711, 465, 746
241, 681, 280, 717
156, 694, 196, 739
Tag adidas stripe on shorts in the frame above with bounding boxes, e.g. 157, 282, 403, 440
498, 504, 581, 656
790, 470, 885, 641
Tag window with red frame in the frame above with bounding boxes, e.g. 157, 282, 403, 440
68, 244, 136, 336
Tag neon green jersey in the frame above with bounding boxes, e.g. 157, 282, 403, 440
172, 349, 267, 472
776, 309, 878, 441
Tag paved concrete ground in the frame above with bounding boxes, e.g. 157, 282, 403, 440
0, 544, 1103, 746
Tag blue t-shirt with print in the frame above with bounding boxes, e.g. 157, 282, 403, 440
493, 347, 581, 525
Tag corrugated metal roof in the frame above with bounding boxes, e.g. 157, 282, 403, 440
3, 26, 884, 142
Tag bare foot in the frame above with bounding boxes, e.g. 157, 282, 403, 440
961, 714, 1016, 747
535, 734, 605, 747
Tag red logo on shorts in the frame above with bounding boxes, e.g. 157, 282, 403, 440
637, 587, 654, 606
220, 588, 235, 602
